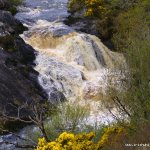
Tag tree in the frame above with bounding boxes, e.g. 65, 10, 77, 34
111, 0, 150, 122
0, 100, 55, 148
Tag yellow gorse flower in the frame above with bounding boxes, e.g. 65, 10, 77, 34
36, 128, 126, 150
36, 132, 97, 150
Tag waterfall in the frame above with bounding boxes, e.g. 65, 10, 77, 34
15, 0, 126, 123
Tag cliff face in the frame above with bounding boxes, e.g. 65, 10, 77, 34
0, 1, 48, 116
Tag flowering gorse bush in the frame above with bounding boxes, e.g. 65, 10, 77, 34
36, 132, 97, 150
36, 126, 126, 150
68, 0, 109, 18
98, 127, 126, 148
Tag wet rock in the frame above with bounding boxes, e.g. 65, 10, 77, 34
48, 87, 66, 104
0, 10, 25, 34
0, 11, 17, 31
65, 16, 99, 37
35, 55, 83, 99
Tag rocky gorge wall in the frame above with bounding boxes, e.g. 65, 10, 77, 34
0, 0, 49, 118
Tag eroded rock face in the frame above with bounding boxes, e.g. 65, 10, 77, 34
0, 10, 24, 33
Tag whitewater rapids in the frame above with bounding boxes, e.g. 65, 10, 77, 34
16, 0, 126, 123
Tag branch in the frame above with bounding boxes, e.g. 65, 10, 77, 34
1, 114, 33, 123
113, 97, 131, 118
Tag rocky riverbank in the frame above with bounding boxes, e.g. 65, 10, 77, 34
0, 0, 48, 122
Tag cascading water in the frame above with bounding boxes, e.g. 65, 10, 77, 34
16, 0, 125, 123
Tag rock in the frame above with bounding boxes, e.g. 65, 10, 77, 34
0, 8, 66, 117
0, 0, 10, 9
0, 10, 26, 51
65, 16, 99, 37
0, 47, 47, 117
35, 54, 83, 99
0, 11, 17, 30
0, 10, 25, 34
0, 8, 65, 117
14, 37, 35, 64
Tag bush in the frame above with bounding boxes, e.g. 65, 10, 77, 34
111, 0, 150, 122
44, 102, 90, 141
37, 132, 97, 150
8, 0, 23, 14
68, 0, 139, 39
98, 126, 126, 149
36, 126, 127, 150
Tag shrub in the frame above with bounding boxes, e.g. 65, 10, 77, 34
8, 0, 23, 14
36, 126, 127, 150
44, 102, 90, 141
111, 0, 150, 122
98, 126, 126, 149
68, 0, 139, 39
36, 132, 97, 150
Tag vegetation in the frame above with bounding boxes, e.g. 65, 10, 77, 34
9, 0, 23, 14
68, 0, 139, 40
36, 132, 97, 150
67, 0, 150, 149
36, 126, 127, 150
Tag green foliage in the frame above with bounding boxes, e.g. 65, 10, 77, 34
45, 102, 90, 141
68, 1, 150, 147
19, 102, 90, 143
8, 0, 23, 14
8, 7, 18, 15
112, 0, 150, 122
68, 0, 139, 39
